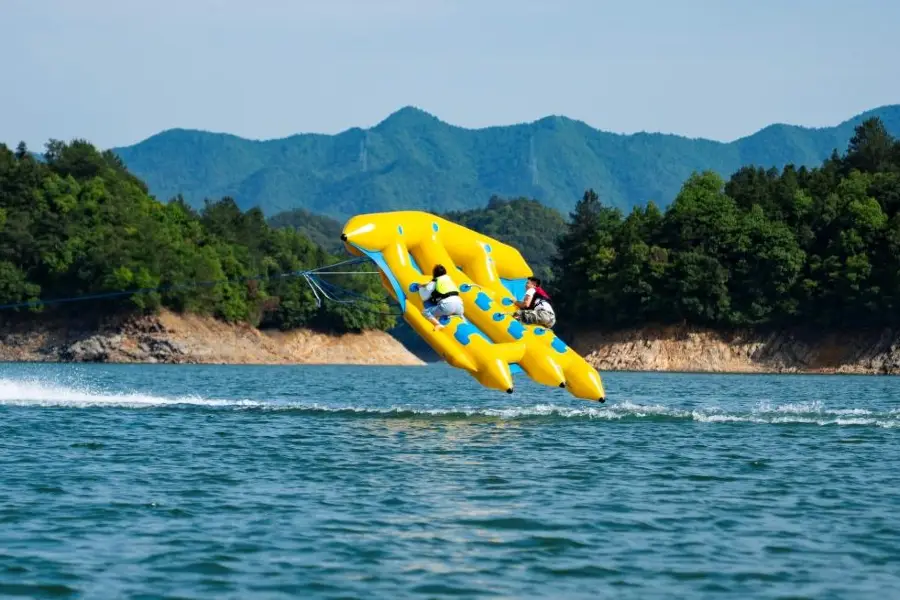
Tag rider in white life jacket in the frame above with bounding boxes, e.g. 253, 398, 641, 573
513, 276, 556, 328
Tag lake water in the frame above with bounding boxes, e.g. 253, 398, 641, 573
1, 362, 899, 599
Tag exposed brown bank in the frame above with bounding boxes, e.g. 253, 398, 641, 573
570, 325, 900, 375
0, 309, 424, 366
4, 314, 900, 374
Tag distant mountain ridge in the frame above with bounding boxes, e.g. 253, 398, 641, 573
111, 104, 900, 220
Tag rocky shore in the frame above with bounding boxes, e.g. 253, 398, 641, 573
0, 309, 425, 366
5, 312, 900, 375
570, 325, 900, 375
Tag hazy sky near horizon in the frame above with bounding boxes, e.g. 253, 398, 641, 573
3, 0, 899, 150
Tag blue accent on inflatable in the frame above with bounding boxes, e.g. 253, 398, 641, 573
464, 319, 494, 345
492, 312, 505, 322
454, 322, 489, 346
397, 225, 403, 234
534, 327, 547, 336
460, 283, 472, 292
353, 245, 405, 312
432, 222, 439, 232
501, 297, 514, 307
509, 363, 523, 375
409, 282, 420, 293
551, 337, 568, 353
507, 319, 525, 340
475, 292, 492, 311
407, 251, 423, 274
500, 277, 527, 301
485, 243, 492, 253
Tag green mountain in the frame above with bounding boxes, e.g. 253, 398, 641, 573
112, 104, 900, 221
267, 207, 346, 255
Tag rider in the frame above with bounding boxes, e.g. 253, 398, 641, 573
421, 264, 464, 330
513, 276, 556, 328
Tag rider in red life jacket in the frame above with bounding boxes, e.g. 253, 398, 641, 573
513, 276, 556, 328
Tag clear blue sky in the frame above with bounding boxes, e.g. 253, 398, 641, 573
3, 0, 898, 150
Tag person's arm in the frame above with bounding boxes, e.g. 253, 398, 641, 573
415, 280, 436, 304
515, 288, 534, 309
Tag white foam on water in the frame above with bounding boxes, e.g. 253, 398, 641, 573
253, 399, 900, 428
0, 377, 262, 409
1, 376, 897, 428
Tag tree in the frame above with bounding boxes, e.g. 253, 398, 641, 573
727, 205, 805, 326
844, 117, 896, 175
662, 171, 740, 256
546, 118, 900, 333
0, 139, 395, 334
551, 189, 622, 325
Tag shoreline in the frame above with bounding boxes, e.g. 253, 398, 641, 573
568, 324, 900, 376
4, 314, 900, 375
0, 309, 425, 367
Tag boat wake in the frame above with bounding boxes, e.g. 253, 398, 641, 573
0, 377, 259, 409
1, 377, 898, 428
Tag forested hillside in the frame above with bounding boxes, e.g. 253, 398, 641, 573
267, 207, 346, 255
5, 117, 899, 356
0, 140, 394, 333
551, 118, 900, 334
112, 104, 900, 220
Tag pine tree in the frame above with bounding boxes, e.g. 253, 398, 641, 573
551, 189, 622, 326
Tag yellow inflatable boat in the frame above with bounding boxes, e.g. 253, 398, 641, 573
340, 211, 605, 402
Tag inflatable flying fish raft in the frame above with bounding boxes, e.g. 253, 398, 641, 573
340, 211, 606, 402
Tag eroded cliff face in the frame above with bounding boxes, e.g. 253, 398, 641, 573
5, 312, 899, 374
569, 325, 900, 375
0, 309, 425, 366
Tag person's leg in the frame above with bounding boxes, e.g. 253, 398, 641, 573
536, 307, 556, 328
516, 309, 539, 325
423, 304, 442, 328
427, 302, 454, 331
446, 296, 464, 318
432, 297, 465, 331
